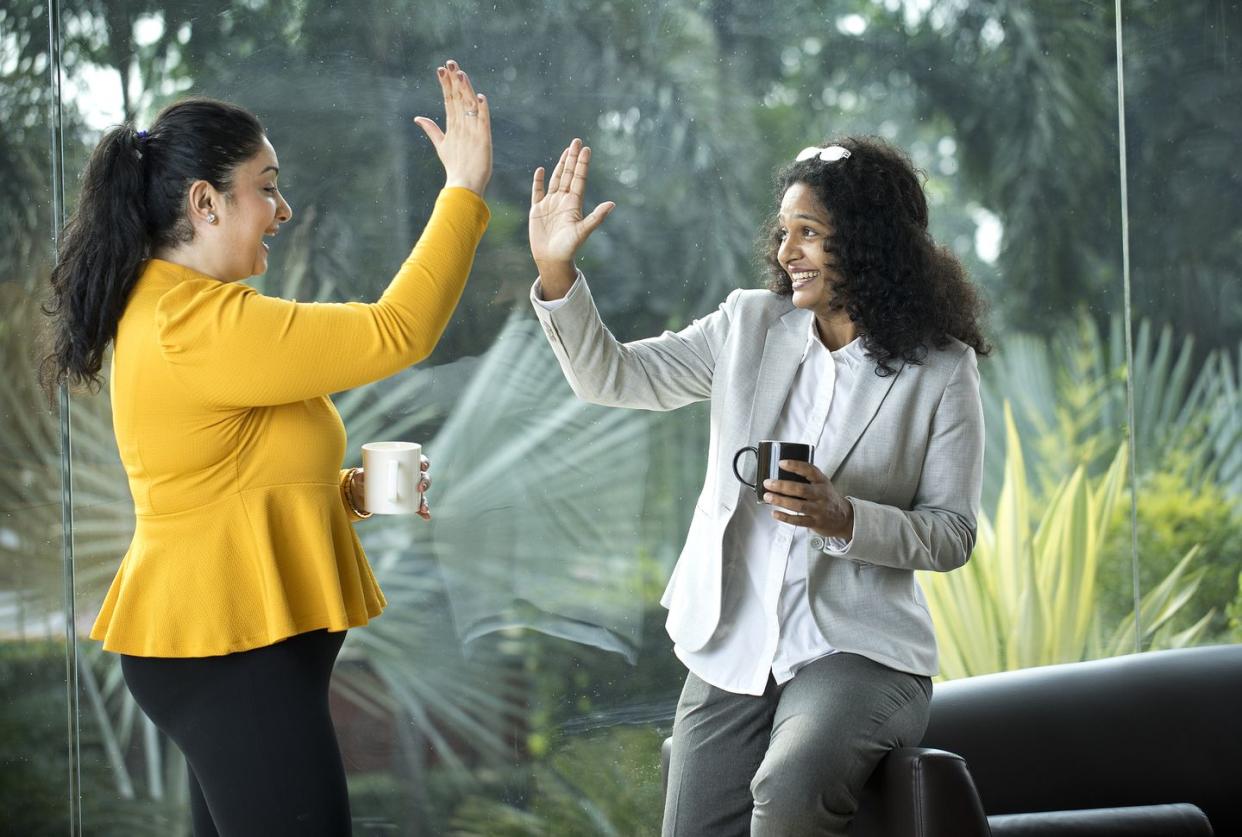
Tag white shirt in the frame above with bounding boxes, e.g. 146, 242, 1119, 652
534, 279, 863, 696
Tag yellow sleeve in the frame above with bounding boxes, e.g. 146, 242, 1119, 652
155, 187, 489, 406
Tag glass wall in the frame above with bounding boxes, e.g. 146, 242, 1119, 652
2, 0, 1237, 833
1, 2, 77, 834
1116, 1, 1242, 657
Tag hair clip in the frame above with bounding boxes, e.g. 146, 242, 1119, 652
136, 130, 149, 140
795, 145, 851, 163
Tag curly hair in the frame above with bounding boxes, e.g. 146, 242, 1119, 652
764, 136, 989, 375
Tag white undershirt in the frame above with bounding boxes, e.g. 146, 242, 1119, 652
534, 278, 863, 696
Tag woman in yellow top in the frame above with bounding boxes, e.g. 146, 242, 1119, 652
41, 61, 491, 835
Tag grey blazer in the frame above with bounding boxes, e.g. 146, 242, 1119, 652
531, 276, 984, 676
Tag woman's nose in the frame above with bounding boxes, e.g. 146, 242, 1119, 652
278, 194, 293, 223
778, 236, 795, 265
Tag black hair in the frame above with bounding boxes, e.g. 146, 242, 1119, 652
41, 97, 266, 393
763, 136, 990, 375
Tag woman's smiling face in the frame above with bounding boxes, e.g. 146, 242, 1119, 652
216, 136, 293, 281
776, 181, 840, 317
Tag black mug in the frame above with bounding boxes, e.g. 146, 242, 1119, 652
732, 441, 815, 503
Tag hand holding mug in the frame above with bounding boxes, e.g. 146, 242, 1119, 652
360, 442, 434, 519
349, 454, 432, 519
763, 459, 854, 539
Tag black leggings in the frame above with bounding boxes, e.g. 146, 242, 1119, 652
121, 629, 351, 836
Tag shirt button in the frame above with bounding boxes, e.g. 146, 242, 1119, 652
810, 536, 825, 550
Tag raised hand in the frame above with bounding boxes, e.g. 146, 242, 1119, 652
413, 59, 492, 196
529, 138, 615, 298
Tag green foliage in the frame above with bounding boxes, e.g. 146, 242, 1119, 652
1097, 466, 1242, 643
980, 312, 1242, 506
0, 641, 71, 836
450, 726, 666, 837
1228, 572, 1242, 643
922, 405, 1212, 681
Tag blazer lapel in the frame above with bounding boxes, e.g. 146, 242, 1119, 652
743, 307, 810, 445
821, 354, 904, 480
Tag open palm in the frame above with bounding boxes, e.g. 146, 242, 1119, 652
529, 138, 615, 265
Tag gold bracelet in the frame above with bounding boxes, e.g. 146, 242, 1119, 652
344, 468, 372, 519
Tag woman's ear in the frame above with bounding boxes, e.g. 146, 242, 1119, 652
186, 179, 220, 226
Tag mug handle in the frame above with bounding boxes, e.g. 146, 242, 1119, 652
732, 446, 759, 489
389, 461, 401, 503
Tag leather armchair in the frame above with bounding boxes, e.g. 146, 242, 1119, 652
659, 646, 1240, 835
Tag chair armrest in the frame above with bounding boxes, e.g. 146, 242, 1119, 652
850, 747, 991, 837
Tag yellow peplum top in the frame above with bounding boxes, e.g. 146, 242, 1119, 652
90, 187, 490, 657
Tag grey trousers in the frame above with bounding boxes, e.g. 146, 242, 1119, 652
662, 652, 932, 837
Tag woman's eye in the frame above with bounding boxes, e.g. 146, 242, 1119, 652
803, 228, 817, 238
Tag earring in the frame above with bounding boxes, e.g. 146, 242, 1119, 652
206, 212, 217, 224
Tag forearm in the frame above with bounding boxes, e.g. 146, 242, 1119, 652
532, 275, 717, 410
373, 187, 491, 362
833, 498, 976, 572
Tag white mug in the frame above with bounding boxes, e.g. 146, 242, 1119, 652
361, 441, 423, 515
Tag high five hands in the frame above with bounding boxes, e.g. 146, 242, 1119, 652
529, 138, 616, 299
414, 59, 492, 197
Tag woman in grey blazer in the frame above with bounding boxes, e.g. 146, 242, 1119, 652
528, 136, 988, 837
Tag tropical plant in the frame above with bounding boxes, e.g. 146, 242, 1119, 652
979, 312, 1242, 507
922, 404, 1213, 681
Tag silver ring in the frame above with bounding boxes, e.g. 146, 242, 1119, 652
464, 109, 479, 117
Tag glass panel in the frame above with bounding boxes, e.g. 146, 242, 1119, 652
1119, 4, 1242, 651
52, 2, 1156, 833
0, 1, 74, 834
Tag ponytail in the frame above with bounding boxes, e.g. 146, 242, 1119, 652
42, 126, 149, 393
41, 97, 265, 395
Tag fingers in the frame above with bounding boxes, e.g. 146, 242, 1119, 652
450, 60, 478, 109
437, 63, 458, 132
417, 496, 431, 520
771, 508, 816, 528
547, 146, 570, 196
777, 460, 827, 482
418, 455, 432, 493
532, 166, 546, 205
556, 139, 583, 192
412, 116, 444, 148
569, 145, 592, 198
763, 479, 816, 499
582, 201, 616, 235
764, 491, 810, 514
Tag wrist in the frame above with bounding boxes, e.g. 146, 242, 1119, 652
837, 498, 855, 540
535, 260, 576, 298
345, 468, 371, 519
443, 177, 487, 197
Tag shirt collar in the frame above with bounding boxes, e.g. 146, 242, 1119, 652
801, 318, 865, 366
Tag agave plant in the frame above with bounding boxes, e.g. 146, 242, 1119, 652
922, 403, 1212, 681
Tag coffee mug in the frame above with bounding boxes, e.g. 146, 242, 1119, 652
732, 440, 815, 504
361, 441, 423, 515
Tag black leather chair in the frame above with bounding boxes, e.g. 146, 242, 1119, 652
660, 645, 1241, 835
